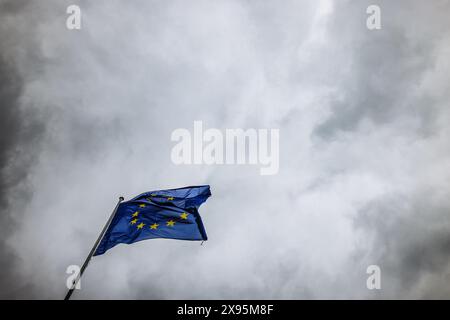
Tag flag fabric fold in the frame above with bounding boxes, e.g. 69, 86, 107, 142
94, 185, 211, 256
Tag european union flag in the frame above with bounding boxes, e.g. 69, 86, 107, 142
94, 185, 211, 256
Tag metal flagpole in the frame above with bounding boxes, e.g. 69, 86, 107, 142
64, 196, 124, 300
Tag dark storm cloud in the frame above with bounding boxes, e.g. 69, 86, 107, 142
0, 53, 26, 299
0, 0, 46, 297
1, 0, 449, 299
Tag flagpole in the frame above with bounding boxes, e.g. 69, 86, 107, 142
64, 196, 124, 300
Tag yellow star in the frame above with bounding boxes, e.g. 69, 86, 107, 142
151, 193, 156, 196
139, 204, 146, 208
150, 223, 159, 230
167, 197, 174, 201
166, 220, 175, 227
130, 218, 138, 225
132, 211, 139, 217
180, 212, 189, 220
137, 222, 145, 229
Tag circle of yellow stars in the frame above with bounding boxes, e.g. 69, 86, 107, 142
128, 196, 190, 231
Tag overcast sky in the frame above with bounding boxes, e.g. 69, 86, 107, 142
1, 0, 450, 299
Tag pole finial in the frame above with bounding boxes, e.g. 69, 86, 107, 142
119, 196, 124, 201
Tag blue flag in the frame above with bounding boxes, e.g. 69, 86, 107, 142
94, 185, 211, 256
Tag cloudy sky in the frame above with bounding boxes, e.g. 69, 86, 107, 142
1, 0, 450, 299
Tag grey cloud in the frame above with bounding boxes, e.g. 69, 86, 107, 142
0, 53, 27, 299
314, 0, 442, 139
354, 193, 450, 298
0, 0, 449, 299
0, 0, 46, 297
